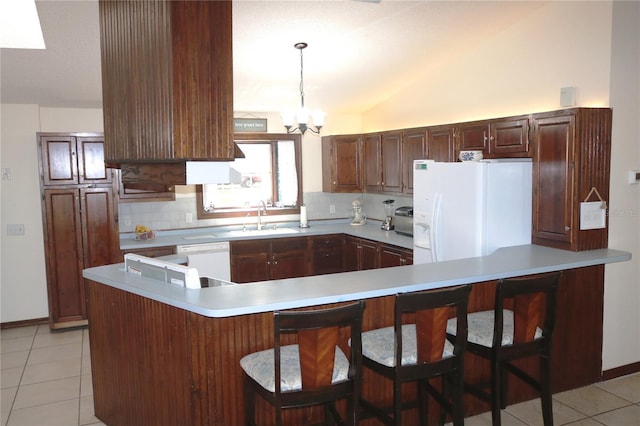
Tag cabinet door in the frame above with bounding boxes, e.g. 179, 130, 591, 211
77, 136, 112, 184
427, 125, 455, 162
380, 244, 413, 268
359, 239, 380, 270
81, 187, 120, 268
343, 236, 359, 272
230, 240, 270, 283
311, 234, 344, 275
402, 129, 427, 194
490, 117, 529, 156
458, 122, 490, 152
40, 136, 78, 185
532, 115, 575, 248
322, 135, 362, 192
271, 237, 309, 279
42, 188, 85, 325
364, 134, 382, 193
381, 131, 402, 193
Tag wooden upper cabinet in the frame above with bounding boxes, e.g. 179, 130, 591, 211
322, 134, 363, 193
457, 116, 529, 159
39, 134, 111, 186
364, 133, 382, 192
491, 116, 529, 156
363, 131, 403, 194
458, 121, 490, 152
381, 131, 403, 193
99, 0, 234, 164
531, 108, 612, 251
427, 125, 455, 162
402, 128, 427, 195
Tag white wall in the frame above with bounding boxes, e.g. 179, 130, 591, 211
0, 106, 104, 323
1, 105, 49, 322
603, 0, 640, 370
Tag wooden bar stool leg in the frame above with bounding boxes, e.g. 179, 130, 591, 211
541, 354, 554, 426
491, 357, 502, 426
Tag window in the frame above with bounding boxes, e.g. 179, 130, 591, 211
196, 133, 302, 219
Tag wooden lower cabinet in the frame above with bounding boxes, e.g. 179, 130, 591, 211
379, 243, 413, 267
42, 187, 119, 329
310, 234, 345, 275
86, 264, 606, 425
230, 237, 309, 283
344, 236, 379, 271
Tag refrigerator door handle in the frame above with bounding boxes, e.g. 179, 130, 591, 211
431, 193, 442, 262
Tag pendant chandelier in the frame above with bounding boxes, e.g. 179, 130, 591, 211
281, 42, 326, 135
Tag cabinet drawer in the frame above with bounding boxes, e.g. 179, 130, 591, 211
230, 240, 270, 255
271, 236, 308, 252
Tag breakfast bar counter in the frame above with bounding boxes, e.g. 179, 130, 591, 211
84, 245, 629, 317
84, 245, 630, 425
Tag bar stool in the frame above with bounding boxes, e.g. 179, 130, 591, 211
359, 285, 472, 426
240, 301, 365, 426
447, 272, 561, 426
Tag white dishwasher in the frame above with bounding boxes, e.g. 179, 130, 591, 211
176, 241, 231, 281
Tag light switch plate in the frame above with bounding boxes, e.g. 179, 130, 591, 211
7, 224, 25, 235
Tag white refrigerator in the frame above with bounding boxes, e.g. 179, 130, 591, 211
413, 159, 532, 264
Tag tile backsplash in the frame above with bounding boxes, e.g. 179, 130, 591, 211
118, 190, 412, 233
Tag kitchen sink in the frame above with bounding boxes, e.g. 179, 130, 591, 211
226, 228, 299, 237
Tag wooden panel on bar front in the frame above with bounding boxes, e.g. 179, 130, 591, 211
86, 266, 606, 425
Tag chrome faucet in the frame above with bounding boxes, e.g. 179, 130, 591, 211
257, 200, 268, 230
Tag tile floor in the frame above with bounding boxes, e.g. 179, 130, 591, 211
1, 324, 639, 426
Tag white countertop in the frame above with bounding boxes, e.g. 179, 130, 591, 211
84, 244, 631, 318
120, 220, 414, 250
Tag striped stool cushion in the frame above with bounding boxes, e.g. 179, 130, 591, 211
361, 324, 454, 367
447, 309, 542, 347
240, 344, 349, 393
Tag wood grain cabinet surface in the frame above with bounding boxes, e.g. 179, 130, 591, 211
99, 0, 235, 185
38, 133, 120, 329
321, 134, 363, 192
230, 237, 310, 283
531, 108, 612, 251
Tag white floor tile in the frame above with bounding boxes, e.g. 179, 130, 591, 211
594, 373, 640, 403
32, 330, 83, 349
12, 377, 80, 410
0, 327, 38, 341
20, 358, 82, 385
1, 387, 17, 413
0, 351, 29, 371
554, 384, 631, 416
7, 398, 79, 426
27, 343, 82, 365
0, 368, 23, 390
0, 338, 33, 355
592, 404, 640, 426
505, 397, 587, 426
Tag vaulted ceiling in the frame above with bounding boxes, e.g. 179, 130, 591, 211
0, 0, 544, 114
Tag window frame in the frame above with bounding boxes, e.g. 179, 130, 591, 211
196, 133, 303, 219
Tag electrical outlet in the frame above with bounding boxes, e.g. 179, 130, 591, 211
186, 212, 193, 223
123, 216, 132, 226
329, 204, 336, 214
7, 224, 25, 235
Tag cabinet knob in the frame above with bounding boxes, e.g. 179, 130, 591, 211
565, 226, 571, 231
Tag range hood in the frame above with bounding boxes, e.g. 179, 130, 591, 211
99, 1, 237, 185
186, 162, 241, 185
